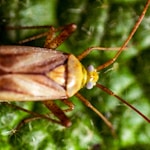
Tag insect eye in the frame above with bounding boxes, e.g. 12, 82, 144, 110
87, 65, 94, 72
86, 81, 94, 89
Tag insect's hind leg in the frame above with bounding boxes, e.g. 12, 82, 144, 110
44, 24, 77, 49
6, 24, 77, 48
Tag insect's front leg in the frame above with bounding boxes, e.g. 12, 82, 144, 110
44, 24, 77, 49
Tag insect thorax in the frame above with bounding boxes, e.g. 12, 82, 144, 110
67, 55, 99, 96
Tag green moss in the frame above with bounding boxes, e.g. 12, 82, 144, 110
0, 0, 150, 149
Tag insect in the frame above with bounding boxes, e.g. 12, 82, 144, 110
0, 0, 150, 134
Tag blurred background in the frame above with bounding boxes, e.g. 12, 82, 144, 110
0, 0, 150, 149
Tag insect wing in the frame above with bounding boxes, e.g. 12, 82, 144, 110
0, 46, 68, 101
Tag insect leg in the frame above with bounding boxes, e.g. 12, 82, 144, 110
43, 100, 72, 127
3, 102, 61, 132
13, 116, 44, 132
18, 31, 48, 44
75, 93, 115, 134
5, 25, 53, 44
61, 99, 75, 112
96, 0, 150, 71
44, 24, 77, 49
77, 47, 127, 61
5, 25, 52, 30
8, 24, 76, 46
78, 0, 150, 68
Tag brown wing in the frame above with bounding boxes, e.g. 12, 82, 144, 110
0, 46, 68, 101
0, 46, 68, 73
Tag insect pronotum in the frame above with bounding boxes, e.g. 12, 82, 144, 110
0, 0, 150, 133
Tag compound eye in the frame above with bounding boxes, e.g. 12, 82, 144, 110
86, 81, 94, 89
87, 65, 94, 72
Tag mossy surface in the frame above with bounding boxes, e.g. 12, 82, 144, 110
0, 0, 150, 149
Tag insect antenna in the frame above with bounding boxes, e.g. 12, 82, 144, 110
76, 0, 150, 129
96, 83, 150, 123
78, 0, 150, 69
96, 0, 150, 71
94, 0, 150, 122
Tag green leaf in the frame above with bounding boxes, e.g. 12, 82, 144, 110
0, 0, 150, 149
